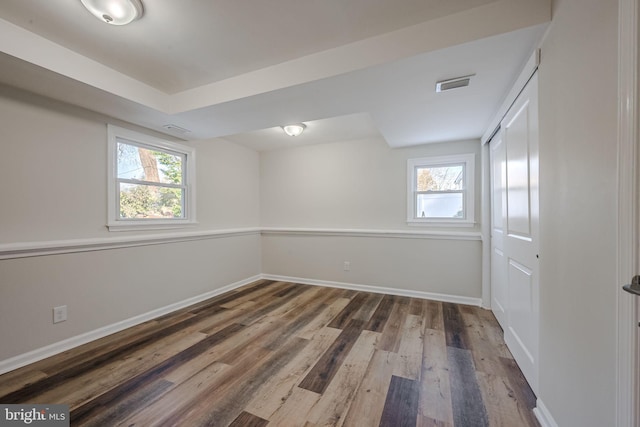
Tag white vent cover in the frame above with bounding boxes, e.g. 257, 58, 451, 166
435, 74, 475, 92
162, 124, 191, 134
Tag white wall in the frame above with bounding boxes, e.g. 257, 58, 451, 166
262, 233, 481, 298
260, 137, 483, 300
0, 89, 262, 363
0, 235, 260, 360
0, 89, 260, 241
537, 0, 618, 424
261, 137, 480, 230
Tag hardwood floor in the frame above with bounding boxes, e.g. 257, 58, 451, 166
0, 280, 539, 426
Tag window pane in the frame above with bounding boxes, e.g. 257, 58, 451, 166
416, 192, 464, 218
416, 165, 464, 191
119, 183, 184, 219
117, 141, 183, 184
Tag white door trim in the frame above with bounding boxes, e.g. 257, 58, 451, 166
617, 0, 639, 425
481, 141, 492, 309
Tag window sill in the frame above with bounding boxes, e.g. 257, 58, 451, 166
407, 219, 476, 228
107, 220, 198, 232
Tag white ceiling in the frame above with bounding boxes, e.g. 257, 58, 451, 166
226, 113, 382, 152
0, 0, 550, 149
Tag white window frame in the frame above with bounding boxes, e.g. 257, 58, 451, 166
407, 153, 475, 227
107, 125, 196, 231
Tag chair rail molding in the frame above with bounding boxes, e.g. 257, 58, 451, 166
0, 227, 481, 260
0, 228, 261, 260
260, 227, 481, 241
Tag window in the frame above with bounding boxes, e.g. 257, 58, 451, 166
407, 154, 475, 226
107, 125, 196, 231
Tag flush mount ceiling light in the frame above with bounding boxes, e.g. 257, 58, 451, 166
435, 74, 475, 92
80, 0, 144, 25
282, 123, 306, 137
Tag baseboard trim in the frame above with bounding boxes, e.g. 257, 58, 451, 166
0, 274, 262, 375
533, 399, 558, 427
261, 274, 482, 307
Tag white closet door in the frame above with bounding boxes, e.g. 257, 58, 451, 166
490, 129, 507, 330
490, 73, 539, 393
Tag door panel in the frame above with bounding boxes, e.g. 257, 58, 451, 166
490, 131, 507, 329
505, 101, 533, 238
491, 247, 507, 326
507, 258, 535, 364
489, 73, 539, 393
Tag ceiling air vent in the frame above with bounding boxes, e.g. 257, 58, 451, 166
435, 74, 475, 93
162, 124, 191, 134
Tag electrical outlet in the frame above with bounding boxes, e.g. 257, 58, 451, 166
53, 305, 67, 324
343, 261, 351, 271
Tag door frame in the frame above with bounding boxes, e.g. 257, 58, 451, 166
617, 0, 639, 425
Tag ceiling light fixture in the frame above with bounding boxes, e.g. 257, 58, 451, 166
80, 0, 144, 25
282, 123, 306, 137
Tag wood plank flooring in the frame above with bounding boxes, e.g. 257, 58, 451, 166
0, 280, 539, 426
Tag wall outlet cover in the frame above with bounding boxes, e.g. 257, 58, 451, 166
53, 305, 67, 324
